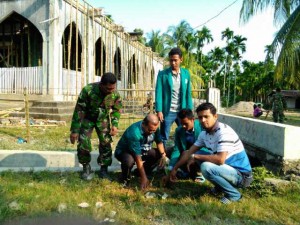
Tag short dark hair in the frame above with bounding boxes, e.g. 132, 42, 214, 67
177, 108, 194, 120
196, 102, 217, 115
276, 87, 281, 92
100, 72, 117, 85
169, 47, 182, 58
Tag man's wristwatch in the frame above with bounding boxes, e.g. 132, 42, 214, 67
191, 154, 195, 159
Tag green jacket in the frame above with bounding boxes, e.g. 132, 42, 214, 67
169, 120, 206, 167
155, 67, 193, 116
70, 82, 122, 134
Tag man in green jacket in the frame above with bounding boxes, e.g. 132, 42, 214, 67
166, 108, 208, 181
70, 72, 122, 180
155, 47, 193, 146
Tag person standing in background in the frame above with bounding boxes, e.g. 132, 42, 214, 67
271, 87, 286, 123
155, 47, 193, 146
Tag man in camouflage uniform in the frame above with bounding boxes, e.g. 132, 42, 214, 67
70, 72, 122, 180
271, 87, 286, 123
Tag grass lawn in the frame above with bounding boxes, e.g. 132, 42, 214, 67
0, 168, 299, 225
0, 113, 299, 224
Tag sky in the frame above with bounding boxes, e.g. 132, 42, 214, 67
86, 0, 278, 63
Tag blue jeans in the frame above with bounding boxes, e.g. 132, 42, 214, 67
201, 162, 243, 201
160, 111, 179, 145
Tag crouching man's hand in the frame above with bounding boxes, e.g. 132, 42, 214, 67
169, 168, 178, 182
140, 176, 150, 190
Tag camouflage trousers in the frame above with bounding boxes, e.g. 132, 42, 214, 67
77, 118, 113, 166
272, 110, 284, 123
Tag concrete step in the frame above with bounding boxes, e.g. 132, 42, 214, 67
0, 150, 121, 172
27, 106, 74, 114
14, 106, 74, 114
10, 112, 73, 121
6, 100, 76, 121
5, 99, 147, 121
32, 101, 76, 108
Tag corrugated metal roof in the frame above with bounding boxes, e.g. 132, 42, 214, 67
281, 90, 300, 98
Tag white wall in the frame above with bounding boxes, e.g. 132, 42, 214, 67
218, 113, 300, 160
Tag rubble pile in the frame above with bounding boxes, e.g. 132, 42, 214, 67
0, 117, 67, 126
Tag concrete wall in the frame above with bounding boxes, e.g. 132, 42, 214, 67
218, 113, 300, 160
218, 113, 300, 173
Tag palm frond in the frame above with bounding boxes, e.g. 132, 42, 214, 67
269, 5, 300, 87
239, 0, 298, 26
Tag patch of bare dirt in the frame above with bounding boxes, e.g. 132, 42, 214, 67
225, 101, 255, 116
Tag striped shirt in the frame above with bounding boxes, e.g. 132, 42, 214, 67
194, 121, 252, 173
170, 71, 181, 112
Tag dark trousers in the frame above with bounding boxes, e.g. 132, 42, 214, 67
115, 148, 161, 181
273, 110, 284, 123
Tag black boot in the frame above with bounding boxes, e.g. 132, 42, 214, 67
99, 166, 112, 181
81, 164, 94, 181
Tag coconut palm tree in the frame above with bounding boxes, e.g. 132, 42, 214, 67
232, 35, 247, 104
166, 20, 194, 49
267, 6, 300, 88
207, 47, 226, 88
146, 30, 167, 57
233, 35, 247, 58
240, 0, 300, 88
221, 27, 234, 43
195, 26, 214, 65
182, 32, 197, 68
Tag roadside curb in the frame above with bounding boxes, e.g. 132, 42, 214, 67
0, 150, 121, 172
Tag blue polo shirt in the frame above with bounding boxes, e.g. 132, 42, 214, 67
194, 121, 252, 173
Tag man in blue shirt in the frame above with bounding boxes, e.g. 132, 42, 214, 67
170, 103, 253, 204
115, 114, 167, 190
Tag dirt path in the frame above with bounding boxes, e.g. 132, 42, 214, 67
224, 101, 300, 127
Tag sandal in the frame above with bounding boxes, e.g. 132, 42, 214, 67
220, 197, 231, 204
194, 175, 206, 183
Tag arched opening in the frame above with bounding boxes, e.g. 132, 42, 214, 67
95, 37, 106, 77
151, 66, 155, 88
114, 47, 121, 81
0, 12, 43, 67
61, 22, 82, 71
128, 54, 138, 88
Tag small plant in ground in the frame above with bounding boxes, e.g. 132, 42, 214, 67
248, 167, 276, 197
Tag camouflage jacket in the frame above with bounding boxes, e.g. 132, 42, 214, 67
271, 92, 286, 111
70, 82, 122, 134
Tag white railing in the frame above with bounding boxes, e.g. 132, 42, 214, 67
0, 67, 43, 94
62, 69, 83, 96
